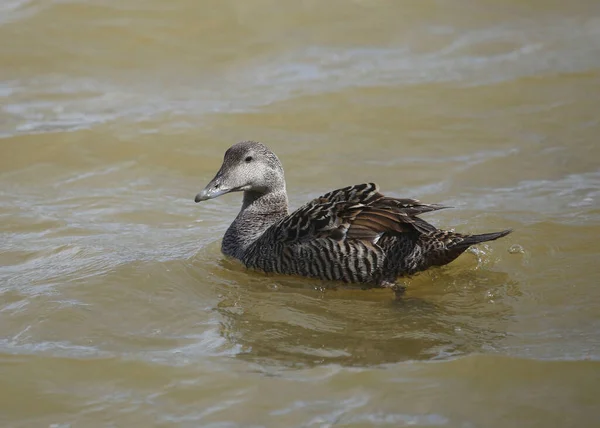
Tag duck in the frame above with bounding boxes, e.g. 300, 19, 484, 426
194, 141, 511, 289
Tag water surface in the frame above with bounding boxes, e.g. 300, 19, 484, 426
1, 0, 600, 426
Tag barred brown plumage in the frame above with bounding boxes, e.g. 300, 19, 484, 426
194, 141, 512, 289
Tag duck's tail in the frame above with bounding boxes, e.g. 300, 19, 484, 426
409, 228, 512, 272
459, 229, 512, 247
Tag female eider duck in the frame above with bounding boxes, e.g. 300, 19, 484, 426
195, 141, 511, 288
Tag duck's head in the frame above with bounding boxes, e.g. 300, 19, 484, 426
195, 141, 285, 202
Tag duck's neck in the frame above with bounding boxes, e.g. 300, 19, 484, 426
222, 189, 289, 259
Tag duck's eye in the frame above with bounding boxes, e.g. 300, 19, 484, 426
245, 156, 253, 163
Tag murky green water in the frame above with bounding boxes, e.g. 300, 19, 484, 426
1, 1, 600, 426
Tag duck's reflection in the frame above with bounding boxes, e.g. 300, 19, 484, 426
213, 265, 516, 367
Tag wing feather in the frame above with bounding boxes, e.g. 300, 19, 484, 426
272, 183, 449, 245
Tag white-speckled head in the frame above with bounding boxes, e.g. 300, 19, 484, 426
195, 141, 286, 202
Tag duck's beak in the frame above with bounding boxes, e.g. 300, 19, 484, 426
195, 187, 226, 202
195, 179, 231, 202
194, 171, 233, 202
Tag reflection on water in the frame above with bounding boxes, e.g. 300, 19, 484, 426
214, 258, 516, 366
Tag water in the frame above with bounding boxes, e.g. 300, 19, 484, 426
1, 0, 600, 426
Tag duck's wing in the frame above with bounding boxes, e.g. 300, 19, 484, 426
273, 183, 450, 244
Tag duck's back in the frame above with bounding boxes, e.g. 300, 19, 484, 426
240, 183, 486, 286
